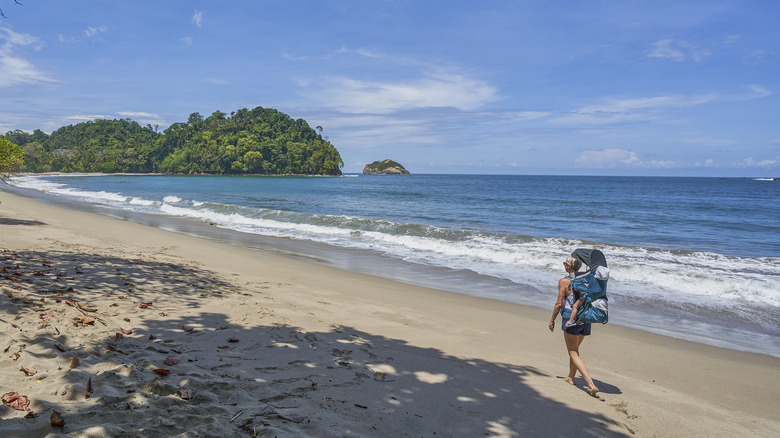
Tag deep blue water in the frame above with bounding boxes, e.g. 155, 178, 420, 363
9, 174, 780, 357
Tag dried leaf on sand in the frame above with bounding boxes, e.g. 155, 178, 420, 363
83, 376, 93, 398
19, 367, 37, 376
74, 316, 95, 325
2, 392, 30, 411
51, 410, 66, 427
153, 368, 171, 376
78, 303, 97, 312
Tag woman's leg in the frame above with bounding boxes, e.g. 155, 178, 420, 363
565, 334, 584, 384
564, 332, 599, 396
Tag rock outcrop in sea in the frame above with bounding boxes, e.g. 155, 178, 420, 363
362, 159, 410, 175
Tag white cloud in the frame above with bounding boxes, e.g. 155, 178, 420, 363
757, 157, 778, 168
683, 137, 736, 147
66, 114, 112, 121
285, 47, 386, 62
729, 157, 780, 169
645, 160, 680, 169
311, 109, 506, 158
648, 39, 685, 61
337, 47, 384, 59
118, 111, 166, 125
745, 49, 776, 64
508, 111, 550, 122
576, 148, 641, 167
647, 38, 710, 62
193, 10, 203, 28
733, 157, 754, 167
723, 35, 741, 46
304, 70, 498, 114
205, 77, 228, 85
575, 149, 689, 169
552, 94, 715, 125
0, 27, 56, 87
65, 112, 165, 126
84, 26, 107, 38
1, 26, 42, 50
58, 26, 107, 44
117, 111, 159, 119
747, 84, 771, 98
694, 159, 715, 167
319, 114, 439, 148
578, 95, 713, 113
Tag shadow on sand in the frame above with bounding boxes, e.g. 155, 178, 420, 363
0, 217, 46, 226
0, 249, 629, 437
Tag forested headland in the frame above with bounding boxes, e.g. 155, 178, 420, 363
4, 107, 343, 175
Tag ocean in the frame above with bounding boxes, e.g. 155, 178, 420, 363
7, 174, 780, 357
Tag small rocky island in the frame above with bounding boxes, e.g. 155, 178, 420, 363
362, 159, 410, 175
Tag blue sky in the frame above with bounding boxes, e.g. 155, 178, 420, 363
1, 1, 778, 176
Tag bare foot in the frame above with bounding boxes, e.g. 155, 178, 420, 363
564, 377, 575, 386
588, 386, 600, 397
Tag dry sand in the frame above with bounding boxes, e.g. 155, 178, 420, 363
1, 189, 779, 437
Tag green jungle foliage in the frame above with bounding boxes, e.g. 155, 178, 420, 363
0, 134, 24, 183
5, 107, 343, 175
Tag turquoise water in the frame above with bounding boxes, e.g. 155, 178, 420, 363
9, 174, 780, 357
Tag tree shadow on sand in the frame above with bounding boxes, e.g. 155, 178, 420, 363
0, 249, 630, 437
0, 217, 46, 226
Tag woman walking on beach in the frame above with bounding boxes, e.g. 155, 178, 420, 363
549, 256, 600, 397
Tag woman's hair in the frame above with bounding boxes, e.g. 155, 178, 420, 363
564, 256, 582, 271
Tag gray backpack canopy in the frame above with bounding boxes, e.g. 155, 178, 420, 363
571, 248, 607, 270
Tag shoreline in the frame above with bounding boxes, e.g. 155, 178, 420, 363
1, 189, 779, 437
8, 179, 778, 359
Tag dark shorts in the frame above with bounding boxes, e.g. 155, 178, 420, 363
563, 322, 591, 336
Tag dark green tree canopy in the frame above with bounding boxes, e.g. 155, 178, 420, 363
0, 134, 24, 183
7, 107, 343, 176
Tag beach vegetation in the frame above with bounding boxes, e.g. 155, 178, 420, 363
362, 159, 410, 174
5, 107, 343, 176
367, 159, 405, 172
0, 134, 24, 183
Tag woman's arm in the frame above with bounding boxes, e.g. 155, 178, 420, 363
549, 277, 569, 332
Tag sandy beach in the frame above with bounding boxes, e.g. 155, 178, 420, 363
1, 189, 779, 438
